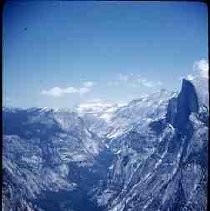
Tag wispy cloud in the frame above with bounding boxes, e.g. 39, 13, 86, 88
108, 73, 162, 88
41, 81, 95, 97
82, 81, 95, 87
187, 59, 209, 80
136, 75, 162, 87
193, 59, 208, 79
185, 59, 209, 107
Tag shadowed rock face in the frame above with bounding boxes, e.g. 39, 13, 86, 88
166, 79, 199, 132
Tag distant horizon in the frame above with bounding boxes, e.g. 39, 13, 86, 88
0, 76, 200, 110
3, 1, 208, 108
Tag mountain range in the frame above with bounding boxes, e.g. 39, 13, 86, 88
2, 77, 208, 211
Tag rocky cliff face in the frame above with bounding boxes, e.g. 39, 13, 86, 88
2, 109, 104, 211
94, 79, 208, 211
166, 79, 199, 133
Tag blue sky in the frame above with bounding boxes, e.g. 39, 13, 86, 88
3, 1, 208, 108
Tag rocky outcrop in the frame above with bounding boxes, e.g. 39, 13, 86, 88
98, 79, 207, 211
166, 79, 199, 133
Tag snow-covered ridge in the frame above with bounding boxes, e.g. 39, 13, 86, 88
75, 100, 126, 122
